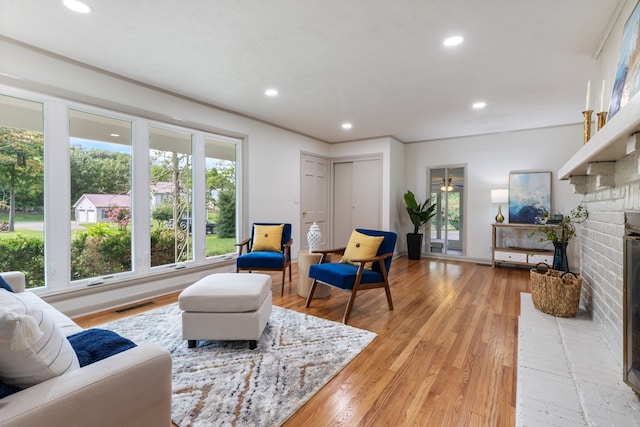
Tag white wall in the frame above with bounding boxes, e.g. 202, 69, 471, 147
404, 125, 584, 263
390, 138, 406, 252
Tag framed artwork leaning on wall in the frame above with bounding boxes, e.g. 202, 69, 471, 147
508, 171, 551, 224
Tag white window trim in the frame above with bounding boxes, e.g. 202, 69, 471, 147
1, 84, 243, 295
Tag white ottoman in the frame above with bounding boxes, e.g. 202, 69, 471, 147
178, 273, 272, 350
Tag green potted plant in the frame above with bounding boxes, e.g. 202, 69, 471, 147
531, 205, 588, 272
404, 190, 437, 260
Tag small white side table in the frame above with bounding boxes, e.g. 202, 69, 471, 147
297, 250, 331, 298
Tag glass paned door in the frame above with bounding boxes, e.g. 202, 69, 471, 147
430, 167, 464, 255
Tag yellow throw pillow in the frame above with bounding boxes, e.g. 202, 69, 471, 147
251, 224, 284, 252
340, 230, 384, 269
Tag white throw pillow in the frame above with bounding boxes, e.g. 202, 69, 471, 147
0, 289, 79, 388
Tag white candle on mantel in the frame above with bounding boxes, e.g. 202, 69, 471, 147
600, 80, 606, 112
585, 80, 591, 111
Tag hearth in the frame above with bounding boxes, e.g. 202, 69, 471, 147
623, 212, 640, 395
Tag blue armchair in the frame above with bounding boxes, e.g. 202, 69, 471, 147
305, 228, 397, 324
236, 223, 293, 296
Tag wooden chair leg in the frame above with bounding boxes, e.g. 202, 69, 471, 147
281, 269, 285, 296
384, 282, 394, 310
305, 279, 319, 308
342, 288, 359, 324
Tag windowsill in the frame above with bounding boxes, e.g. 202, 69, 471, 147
35, 257, 236, 302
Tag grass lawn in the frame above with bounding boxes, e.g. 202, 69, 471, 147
0, 229, 43, 239
0, 212, 44, 222
206, 235, 236, 256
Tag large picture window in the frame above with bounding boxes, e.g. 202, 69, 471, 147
0, 94, 44, 287
0, 87, 241, 290
204, 136, 236, 258
149, 125, 193, 267
69, 109, 133, 281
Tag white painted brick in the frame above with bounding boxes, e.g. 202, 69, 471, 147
517, 293, 640, 426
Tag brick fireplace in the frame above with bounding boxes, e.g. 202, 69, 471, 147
575, 153, 640, 393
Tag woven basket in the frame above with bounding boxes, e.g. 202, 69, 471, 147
529, 263, 582, 317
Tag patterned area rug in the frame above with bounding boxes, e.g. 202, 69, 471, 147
102, 303, 376, 427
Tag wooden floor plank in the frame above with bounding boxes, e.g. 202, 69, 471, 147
73, 257, 528, 426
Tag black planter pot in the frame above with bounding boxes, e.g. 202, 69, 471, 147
552, 241, 569, 272
407, 233, 423, 260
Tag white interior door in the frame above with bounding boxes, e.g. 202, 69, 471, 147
300, 153, 329, 250
333, 162, 353, 247
333, 158, 381, 247
352, 159, 381, 229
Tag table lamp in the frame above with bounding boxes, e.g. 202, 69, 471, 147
491, 189, 508, 223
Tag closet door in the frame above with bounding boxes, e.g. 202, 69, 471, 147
333, 158, 381, 247
333, 162, 353, 247
352, 159, 381, 229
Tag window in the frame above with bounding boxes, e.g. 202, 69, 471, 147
0, 94, 44, 287
69, 109, 133, 281
0, 87, 241, 290
204, 136, 236, 258
149, 125, 193, 267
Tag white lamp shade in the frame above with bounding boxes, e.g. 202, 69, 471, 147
491, 189, 508, 204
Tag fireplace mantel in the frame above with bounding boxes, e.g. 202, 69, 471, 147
559, 93, 640, 180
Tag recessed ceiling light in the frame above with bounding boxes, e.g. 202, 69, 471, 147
472, 101, 487, 109
342, 123, 352, 130
63, 0, 91, 13
443, 36, 464, 47
265, 89, 278, 96
110, 133, 120, 137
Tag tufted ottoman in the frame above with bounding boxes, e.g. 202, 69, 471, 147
178, 273, 272, 350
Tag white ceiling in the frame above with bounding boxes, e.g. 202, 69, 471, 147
0, 0, 624, 143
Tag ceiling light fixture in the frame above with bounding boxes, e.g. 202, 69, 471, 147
472, 101, 487, 109
63, 0, 91, 13
342, 123, 352, 130
110, 133, 120, 137
440, 178, 454, 192
265, 89, 278, 96
443, 35, 464, 47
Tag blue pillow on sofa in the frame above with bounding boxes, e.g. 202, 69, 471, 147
67, 328, 137, 367
0, 382, 20, 399
0, 275, 13, 292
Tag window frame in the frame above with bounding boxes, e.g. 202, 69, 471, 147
0, 84, 242, 294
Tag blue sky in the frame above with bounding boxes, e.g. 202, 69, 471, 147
71, 138, 131, 154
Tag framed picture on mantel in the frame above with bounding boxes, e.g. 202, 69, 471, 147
609, 0, 640, 119
508, 171, 551, 224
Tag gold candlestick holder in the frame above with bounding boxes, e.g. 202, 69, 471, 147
583, 110, 593, 144
597, 111, 608, 130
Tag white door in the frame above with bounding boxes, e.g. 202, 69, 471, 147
333, 162, 353, 247
333, 158, 381, 247
352, 159, 381, 229
300, 153, 329, 250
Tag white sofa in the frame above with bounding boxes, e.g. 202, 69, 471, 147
0, 272, 173, 427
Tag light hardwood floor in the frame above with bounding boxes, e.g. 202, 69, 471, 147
74, 257, 530, 427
